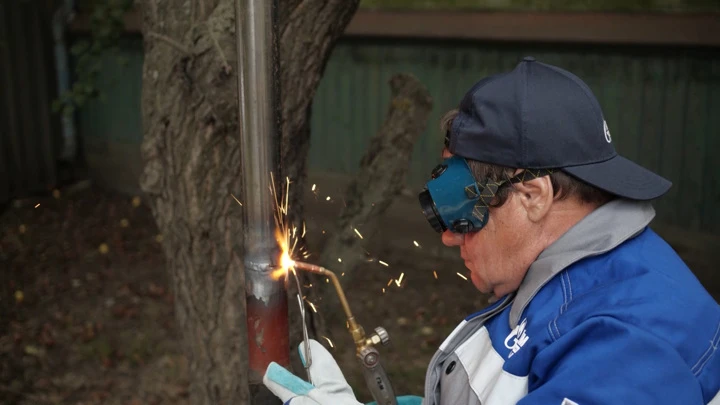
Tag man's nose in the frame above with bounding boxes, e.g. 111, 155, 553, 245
441, 230, 464, 247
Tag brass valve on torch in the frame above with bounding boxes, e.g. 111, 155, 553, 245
293, 261, 398, 405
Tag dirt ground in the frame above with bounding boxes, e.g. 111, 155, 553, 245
1, 182, 489, 404
4, 180, 718, 405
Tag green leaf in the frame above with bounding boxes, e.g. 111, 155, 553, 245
70, 41, 89, 55
51, 99, 62, 113
62, 104, 75, 117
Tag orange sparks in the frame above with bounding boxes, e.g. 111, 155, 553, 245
270, 173, 301, 281
353, 228, 363, 239
321, 336, 334, 348
378, 260, 389, 267
433, 271, 438, 279
456, 272, 468, 281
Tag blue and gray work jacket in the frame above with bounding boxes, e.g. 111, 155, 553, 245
422, 199, 720, 405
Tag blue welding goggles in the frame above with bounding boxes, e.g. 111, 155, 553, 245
418, 156, 496, 234
418, 156, 554, 233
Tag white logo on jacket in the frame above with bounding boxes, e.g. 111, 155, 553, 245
504, 318, 530, 358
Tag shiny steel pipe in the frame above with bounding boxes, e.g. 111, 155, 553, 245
235, 0, 286, 403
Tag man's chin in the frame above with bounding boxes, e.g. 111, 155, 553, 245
470, 272, 489, 293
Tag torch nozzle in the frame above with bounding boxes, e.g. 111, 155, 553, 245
292, 261, 366, 347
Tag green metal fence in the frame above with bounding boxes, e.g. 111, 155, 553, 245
75, 37, 720, 234
309, 39, 720, 234
1, 0, 60, 204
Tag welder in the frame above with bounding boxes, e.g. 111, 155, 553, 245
262, 57, 720, 404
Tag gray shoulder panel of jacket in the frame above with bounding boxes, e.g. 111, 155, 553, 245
509, 199, 656, 328
437, 352, 483, 405
423, 295, 515, 404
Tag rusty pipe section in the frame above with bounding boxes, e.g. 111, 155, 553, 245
235, 0, 287, 402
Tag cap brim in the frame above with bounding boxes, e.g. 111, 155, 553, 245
562, 155, 671, 201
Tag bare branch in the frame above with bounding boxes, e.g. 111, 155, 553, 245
198, 0, 206, 21
206, 23, 232, 74
147, 31, 191, 55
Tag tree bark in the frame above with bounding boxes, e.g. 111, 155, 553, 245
138, 0, 359, 404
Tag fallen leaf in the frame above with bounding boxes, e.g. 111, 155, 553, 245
89, 390, 110, 402
40, 323, 55, 347
83, 322, 96, 342
24, 345, 45, 357
147, 282, 165, 298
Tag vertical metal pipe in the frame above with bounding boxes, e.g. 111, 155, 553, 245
235, 0, 287, 403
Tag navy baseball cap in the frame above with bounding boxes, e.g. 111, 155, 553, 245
448, 56, 671, 201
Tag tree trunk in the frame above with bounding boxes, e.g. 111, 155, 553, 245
138, 0, 358, 404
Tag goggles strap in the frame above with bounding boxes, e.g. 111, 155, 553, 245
507, 168, 555, 184
471, 168, 556, 218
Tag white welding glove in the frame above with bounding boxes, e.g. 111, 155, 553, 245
263, 339, 424, 405
263, 339, 362, 405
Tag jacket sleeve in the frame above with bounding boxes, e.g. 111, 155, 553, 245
517, 315, 704, 405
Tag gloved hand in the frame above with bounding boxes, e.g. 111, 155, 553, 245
263, 339, 423, 405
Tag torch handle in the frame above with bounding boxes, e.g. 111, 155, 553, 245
358, 346, 398, 405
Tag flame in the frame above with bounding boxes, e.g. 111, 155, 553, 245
281, 249, 295, 269
270, 173, 301, 281
271, 228, 296, 280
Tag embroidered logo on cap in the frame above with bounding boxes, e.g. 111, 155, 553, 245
603, 120, 612, 143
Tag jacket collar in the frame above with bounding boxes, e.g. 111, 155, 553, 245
509, 199, 656, 328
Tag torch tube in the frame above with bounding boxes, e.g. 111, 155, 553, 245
292, 261, 355, 321
292, 261, 367, 348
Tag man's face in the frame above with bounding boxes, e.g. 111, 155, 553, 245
440, 148, 532, 297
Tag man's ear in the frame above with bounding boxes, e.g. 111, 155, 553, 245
513, 176, 554, 222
